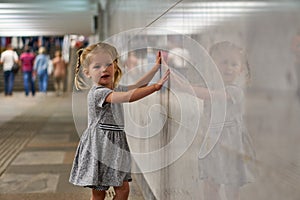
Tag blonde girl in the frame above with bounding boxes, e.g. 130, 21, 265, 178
69, 42, 169, 200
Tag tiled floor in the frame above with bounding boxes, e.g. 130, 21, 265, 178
0, 92, 144, 200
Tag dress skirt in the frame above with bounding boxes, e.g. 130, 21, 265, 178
69, 125, 132, 190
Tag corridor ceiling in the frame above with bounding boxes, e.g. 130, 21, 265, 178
0, 0, 299, 37
0, 0, 98, 36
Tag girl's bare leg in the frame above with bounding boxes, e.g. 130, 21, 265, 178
91, 189, 106, 200
113, 181, 130, 200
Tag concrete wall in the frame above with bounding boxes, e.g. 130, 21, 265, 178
90, 1, 300, 199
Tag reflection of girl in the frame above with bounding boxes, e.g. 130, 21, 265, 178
69, 42, 169, 200
195, 41, 256, 200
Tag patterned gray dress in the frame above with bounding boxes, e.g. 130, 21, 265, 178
69, 85, 132, 191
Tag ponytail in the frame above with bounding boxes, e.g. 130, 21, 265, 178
74, 48, 88, 90
113, 60, 123, 87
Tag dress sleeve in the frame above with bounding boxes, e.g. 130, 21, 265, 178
226, 85, 244, 104
116, 85, 128, 92
94, 87, 113, 108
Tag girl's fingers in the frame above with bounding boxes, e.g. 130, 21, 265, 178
164, 69, 170, 77
161, 69, 170, 83
162, 59, 167, 66
164, 69, 170, 76
157, 57, 161, 65
156, 51, 161, 65
155, 51, 170, 69
155, 69, 170, 90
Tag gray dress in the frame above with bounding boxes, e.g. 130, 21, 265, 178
69, 85, 132, 191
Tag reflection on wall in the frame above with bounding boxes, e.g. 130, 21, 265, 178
87, 1, 300, 199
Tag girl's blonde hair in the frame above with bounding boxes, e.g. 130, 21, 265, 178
209, 41, 251, 85
74, 42, 123, 90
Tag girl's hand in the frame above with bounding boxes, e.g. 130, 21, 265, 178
154, 69, 170, 91
128, 51, 168, 90
154, 51, 167, 71
153, 51, 161, 71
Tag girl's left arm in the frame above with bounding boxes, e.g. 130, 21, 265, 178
106, 69, 170, 103
127, 51, 162, 90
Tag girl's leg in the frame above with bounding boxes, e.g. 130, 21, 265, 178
224, 185, 240, 200
91, 189, 106, 200
203, 179, 221, 200
113, 181, 130, 200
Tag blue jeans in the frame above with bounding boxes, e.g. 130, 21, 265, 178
3, 70, 15, 95
38, 72, 48, 92
23, 71, 35, 96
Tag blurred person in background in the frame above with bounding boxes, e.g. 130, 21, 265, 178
52, 50, 67, 96
0, 43, 19, 96
20, 45, 36, 96
34, 46, 49, 94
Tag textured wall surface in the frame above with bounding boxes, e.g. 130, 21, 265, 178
74, 1, 300, 199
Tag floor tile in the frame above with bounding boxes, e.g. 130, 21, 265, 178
11, 151, 65, 165
0, 173, 59, 193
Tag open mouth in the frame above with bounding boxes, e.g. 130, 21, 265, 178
101, 75, 110, 79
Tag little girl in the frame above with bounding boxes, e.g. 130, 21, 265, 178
196, 41, 256, 200
69, 42, 169, 200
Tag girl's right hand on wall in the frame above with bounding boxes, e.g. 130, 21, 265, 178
152, 51, 161, 71
154, 51, 168, 71
154, 69, 170, 91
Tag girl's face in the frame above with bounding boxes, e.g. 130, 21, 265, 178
87, 52, 115, 89
213, 51, 243, 84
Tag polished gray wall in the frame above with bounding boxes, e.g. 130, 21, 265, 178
93, 1, 300, 199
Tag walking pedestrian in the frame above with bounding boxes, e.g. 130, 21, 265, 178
0, 44, 19, 96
